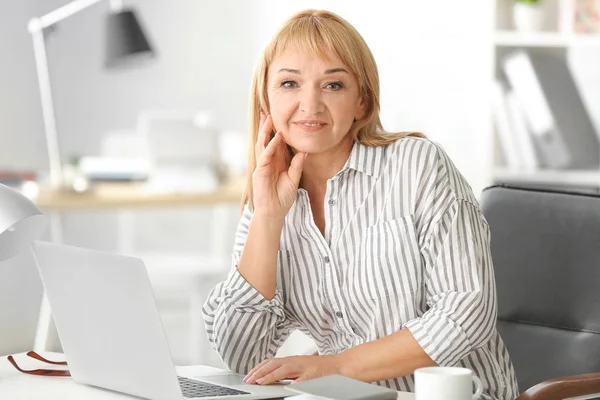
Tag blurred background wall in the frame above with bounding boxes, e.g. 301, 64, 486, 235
1, 0, 495, 193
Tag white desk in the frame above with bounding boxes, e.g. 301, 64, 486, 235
0, 352, 414, 400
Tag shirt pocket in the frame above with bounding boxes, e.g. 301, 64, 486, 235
362, 214, 423, 301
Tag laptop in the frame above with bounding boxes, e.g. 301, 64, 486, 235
31, 241, 291, 400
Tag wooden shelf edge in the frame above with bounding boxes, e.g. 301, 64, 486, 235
33, 179, 246, 210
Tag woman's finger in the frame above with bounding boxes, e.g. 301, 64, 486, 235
262, 116, 274, 148
255, 114, 273, 160
245, 359, 283, 384
256, 132, 283, 168
256, 364, 293, 385
243, 358, 271, 382
287, 152, 307, 187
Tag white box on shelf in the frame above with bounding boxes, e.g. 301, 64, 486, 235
137, 110, 221, 193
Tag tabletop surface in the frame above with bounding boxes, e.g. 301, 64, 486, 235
33, 179, 245, 210
0, 352, 415, 400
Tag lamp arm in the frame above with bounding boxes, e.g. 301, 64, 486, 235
28, 27, 62, 187
26, 0, 115, 187
28, 0, 106, 31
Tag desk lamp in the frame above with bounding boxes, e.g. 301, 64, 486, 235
0, 184, 48, 262
0, 184, 47, 364
28, 0, 155, 187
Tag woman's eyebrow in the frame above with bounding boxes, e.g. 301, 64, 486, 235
277, 68, 301, 74
324, 68, 349, 74
276, 67, 349, 75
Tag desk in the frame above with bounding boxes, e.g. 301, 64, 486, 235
0, 352, 415, 400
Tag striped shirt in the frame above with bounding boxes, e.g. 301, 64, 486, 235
202, 137, 519, 400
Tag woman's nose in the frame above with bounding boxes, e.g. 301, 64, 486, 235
299, 87, 324, 114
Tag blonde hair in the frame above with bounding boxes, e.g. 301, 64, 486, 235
243, 9, 424, 210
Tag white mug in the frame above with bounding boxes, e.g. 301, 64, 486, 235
414, 367, 483, 400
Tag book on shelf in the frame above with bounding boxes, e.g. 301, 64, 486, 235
491, 81, 538, 171
505, 90, 539, 171
492, 81, 523, 170
501, 49, 600, 170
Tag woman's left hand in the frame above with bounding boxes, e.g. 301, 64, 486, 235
243, 355, 343, 385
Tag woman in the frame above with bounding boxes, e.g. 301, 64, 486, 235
203, 9, 518, 400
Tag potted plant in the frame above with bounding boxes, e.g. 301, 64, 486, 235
513, 0, 545, 32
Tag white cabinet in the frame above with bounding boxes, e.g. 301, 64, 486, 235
490, 0, 600, 192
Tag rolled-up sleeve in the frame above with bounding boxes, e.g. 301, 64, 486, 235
202, 205, 293, 374
404, 197, 498, 367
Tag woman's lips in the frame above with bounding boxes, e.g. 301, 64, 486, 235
293, 121, 328, 132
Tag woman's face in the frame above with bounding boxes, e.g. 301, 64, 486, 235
266, 48, 365, 155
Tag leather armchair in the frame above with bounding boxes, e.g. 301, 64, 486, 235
480, 185, 600, 400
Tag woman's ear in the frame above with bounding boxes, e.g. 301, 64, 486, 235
355, 97, 367, 120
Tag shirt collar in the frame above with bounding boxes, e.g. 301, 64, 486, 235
342, 140, 384, 178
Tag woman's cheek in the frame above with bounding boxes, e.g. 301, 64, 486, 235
270, 111, 286, 134
268, 94, 295, 133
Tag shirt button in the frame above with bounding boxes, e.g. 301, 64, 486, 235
335, 311, 343, 318
324, 256, 330, 263
328, 199, 336, 206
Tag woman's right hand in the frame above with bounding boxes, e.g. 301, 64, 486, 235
252, 113, 307, 219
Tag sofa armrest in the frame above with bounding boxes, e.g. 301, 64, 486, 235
517, 372, 600, 400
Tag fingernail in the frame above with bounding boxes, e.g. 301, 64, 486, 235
256, 378, 264, 385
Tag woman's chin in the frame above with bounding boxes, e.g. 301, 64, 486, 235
290, 144, 324, 155
286, 138, 334, 155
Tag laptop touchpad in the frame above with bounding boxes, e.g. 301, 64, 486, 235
196, 374, 246, 386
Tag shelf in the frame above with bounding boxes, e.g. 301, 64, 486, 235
493, 168, 600, 186
494, 31, 600, 48
33, 179, 245, 210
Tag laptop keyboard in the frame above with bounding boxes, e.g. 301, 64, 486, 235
178, 376, 251, 398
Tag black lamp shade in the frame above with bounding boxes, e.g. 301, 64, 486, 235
105, 9, 154, 68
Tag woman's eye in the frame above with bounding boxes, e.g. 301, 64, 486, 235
281, 80, 298, 88
325, 82, 344, 90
